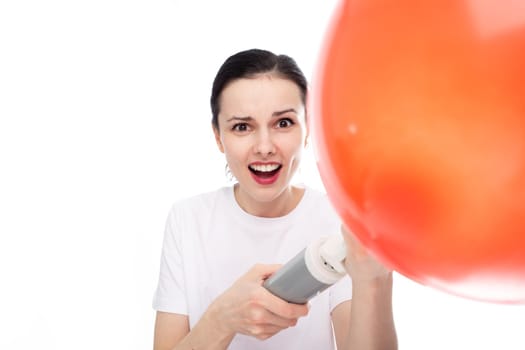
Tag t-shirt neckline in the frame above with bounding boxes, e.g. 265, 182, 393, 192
225, 184, 311, 226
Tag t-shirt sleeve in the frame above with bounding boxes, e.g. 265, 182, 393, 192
329, 275, 352, 312
152, 205, 188, 315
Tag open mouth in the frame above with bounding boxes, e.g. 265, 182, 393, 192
248, 163, 282, 182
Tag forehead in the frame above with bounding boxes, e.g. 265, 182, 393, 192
219, 75, 303, 117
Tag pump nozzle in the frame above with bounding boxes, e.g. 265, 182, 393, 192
319, 234, 346, 274
263, 234, 347, 304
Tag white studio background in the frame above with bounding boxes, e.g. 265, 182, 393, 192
0, 0, 524, 349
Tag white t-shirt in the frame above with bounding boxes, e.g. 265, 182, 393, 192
153, 186, 352, 350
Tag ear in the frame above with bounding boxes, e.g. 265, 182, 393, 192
213, 124, 225, 153
304, 110, 310, 148
304, 127, 310, 148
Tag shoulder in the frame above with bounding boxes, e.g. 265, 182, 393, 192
169, 186, 231, 216
294, 186, 341, 231
303, 186, 338, 216
164, 187, 232, 235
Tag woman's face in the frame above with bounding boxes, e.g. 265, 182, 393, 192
213, 74, 308, 207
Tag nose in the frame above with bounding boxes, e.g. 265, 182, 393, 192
254, 129, 276, 156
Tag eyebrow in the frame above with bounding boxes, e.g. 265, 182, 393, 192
272, 108, 297, 117
226, 116, 253, 123
226, 108, 297, 122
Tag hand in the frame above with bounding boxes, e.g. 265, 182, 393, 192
341, 224, 392, 283
205, 264, 309, 340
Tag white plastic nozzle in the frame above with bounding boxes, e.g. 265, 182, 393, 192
319, 234, 347, 274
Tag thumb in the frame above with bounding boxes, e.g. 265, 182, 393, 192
341, 224, 368, 258
248, 263, 283, 281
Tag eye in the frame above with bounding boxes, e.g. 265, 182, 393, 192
276, 118, 295, 128
232, 123, 250, 132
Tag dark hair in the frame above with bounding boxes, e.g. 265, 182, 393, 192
210, 48, 308, 130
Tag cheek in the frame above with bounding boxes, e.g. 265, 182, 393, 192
222, 140, 248, 167
281, 134, 305, 160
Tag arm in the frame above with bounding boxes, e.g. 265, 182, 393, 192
153, 311, 233, 350
153, 264, 309, 350
332, 226, 398, 350
153, 312, 189, 350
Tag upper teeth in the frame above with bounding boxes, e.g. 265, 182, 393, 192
250, 164, 280, 172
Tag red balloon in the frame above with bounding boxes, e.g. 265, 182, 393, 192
313, 0, 525, 303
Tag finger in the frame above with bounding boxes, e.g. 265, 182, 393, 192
256, 288, 309, 319
341, 224, 367, 257
248, 263, 283, 281
249, 307, 298, 328
253, 324, 289, 339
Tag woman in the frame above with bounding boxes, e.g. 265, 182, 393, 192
153, 49, 397, 350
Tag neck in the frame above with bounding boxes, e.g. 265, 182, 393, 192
234, 185, 305, 218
